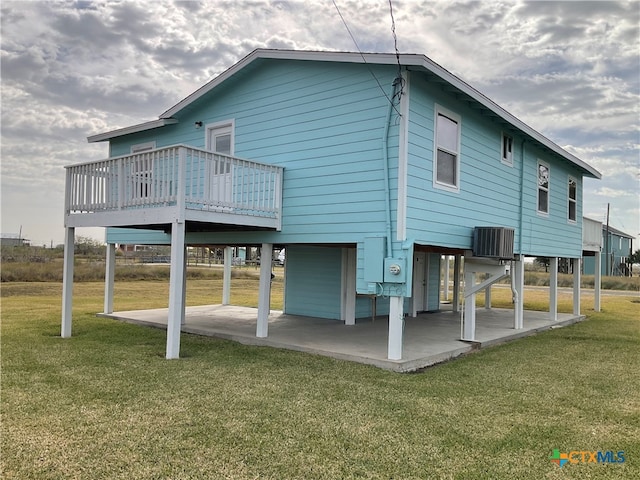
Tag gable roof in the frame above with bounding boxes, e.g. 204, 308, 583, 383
88, 48, 601, 179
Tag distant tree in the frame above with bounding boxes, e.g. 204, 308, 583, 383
630, 249, 640, 267
74, 236, 105, 257
534, 257, 550, 272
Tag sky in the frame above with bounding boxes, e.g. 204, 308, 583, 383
1, 0, 639, 248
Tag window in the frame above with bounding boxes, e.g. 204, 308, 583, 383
433, 106, 461, 191
501, 133, 513, 165
130, 142, 156, 154
568, 177, 577, 222
537, 161, 549, 214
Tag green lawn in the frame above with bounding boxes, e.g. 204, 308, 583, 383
1, 280, 639, 479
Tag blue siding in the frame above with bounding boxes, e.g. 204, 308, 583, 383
405, 73, 584, 258
427, 253, 441, 311
284, 245, 342, 319
109, 60, 401, 248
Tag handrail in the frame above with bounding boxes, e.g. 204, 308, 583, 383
65, 145, 283, 221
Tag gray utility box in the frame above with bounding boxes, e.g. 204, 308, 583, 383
472, 227, 515, 259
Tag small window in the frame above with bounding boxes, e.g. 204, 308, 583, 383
433, 106, 461, 191
537, 161, 549, 214
130, 142, 156, 199
568, 177, 577, 222
501, 133, 513, 165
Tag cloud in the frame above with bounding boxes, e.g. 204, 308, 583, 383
0, 0, 638, 246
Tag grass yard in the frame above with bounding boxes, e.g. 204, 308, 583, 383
1, 279, 639, 479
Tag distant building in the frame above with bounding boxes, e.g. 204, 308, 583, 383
0, 234, 29, 248
583, 222, 633, 276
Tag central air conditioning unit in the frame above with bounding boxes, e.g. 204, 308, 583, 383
473, 227, 515, 259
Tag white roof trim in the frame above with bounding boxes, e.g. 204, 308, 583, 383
91, 48, 601, 179
87, 118, 178, 143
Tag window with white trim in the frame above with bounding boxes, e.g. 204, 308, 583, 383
433, 106, 461, 191
501, 133, 513, 165
537, 161, 550, 214
568, 176, 577, 222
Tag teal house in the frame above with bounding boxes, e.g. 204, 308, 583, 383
62, 49, 601, 361
583, 223, 633, 276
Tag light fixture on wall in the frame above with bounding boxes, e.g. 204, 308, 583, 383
195, 121, 203, 128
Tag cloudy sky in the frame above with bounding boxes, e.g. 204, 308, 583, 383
1, 0, 638, 247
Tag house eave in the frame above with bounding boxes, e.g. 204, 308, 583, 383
87, 118, 178, 143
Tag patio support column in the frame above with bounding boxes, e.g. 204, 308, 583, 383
452, 255, 461, 313
387, 296, 404, 360
549, 257, 558, 321
256, 243, 272, 338
181, 245, 187, 326
513, 254, 524, 329
443, 255, 450, 301
462, 271, 476, 341
104, 243, 116, 314
484, 283, 492, 310
166, 221, 186, 359
61, 226, 75, 338
222, 246, 232, 305
341, 248, 356, 326
594, 251, 601, 312
573, 257, 581, 315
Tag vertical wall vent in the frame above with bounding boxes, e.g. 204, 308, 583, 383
473, 227, 515, 259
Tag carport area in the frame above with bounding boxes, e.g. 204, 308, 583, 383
99, 305, 584, 372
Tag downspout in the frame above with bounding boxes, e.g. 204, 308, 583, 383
513, 138, 527, 305
382, 78, 400, 257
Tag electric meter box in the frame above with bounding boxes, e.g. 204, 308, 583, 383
384, 257, 406, 283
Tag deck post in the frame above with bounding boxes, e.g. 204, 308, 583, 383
452, 255, 461, 313
166, 221, 186, 359
573, 257, 581, 315
549, 257, 558, 321
256, 243, 272, 338
222, 246, 232, 305
61, 226, 75, 338
387, 296, 404, 360
594, 251, 601, 312
104, 243, 116, 314
513, 254, 524, 329
181, 245, 187, 326
462, 271, 476, 341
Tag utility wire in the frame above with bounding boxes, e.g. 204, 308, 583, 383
332, 0, 402, 116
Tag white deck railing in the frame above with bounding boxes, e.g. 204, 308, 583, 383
65, 145, 283, 223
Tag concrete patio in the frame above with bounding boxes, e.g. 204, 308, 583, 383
99, 304, 585, 372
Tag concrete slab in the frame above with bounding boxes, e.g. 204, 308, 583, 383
99, 306, 584, 372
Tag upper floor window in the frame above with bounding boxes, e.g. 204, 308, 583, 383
537, 161, 550, 214
501, 133, 513, 166
433, 106, 461, 191
130, 142, 156, 198
568, 176, 577, 222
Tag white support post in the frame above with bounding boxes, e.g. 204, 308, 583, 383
61, 226, 75, 338
256, 243, 272, 338
104, 243, 116, 314
341, 248, 356, 326
453, 255, 461, 313
443, 255, 450, 301
573, 257, 581, 316
594, 251, 601, 312
166, 221, 186, 359
549, 257, 558, 321
387, 296, 404, 360
462, 271, 476, 341
181, 245, 187, 326
484, 284, 492, 310
513, 254, 524, 329
222, 246, 232, 305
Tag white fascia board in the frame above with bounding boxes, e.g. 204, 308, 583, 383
87, 118, 178, 143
